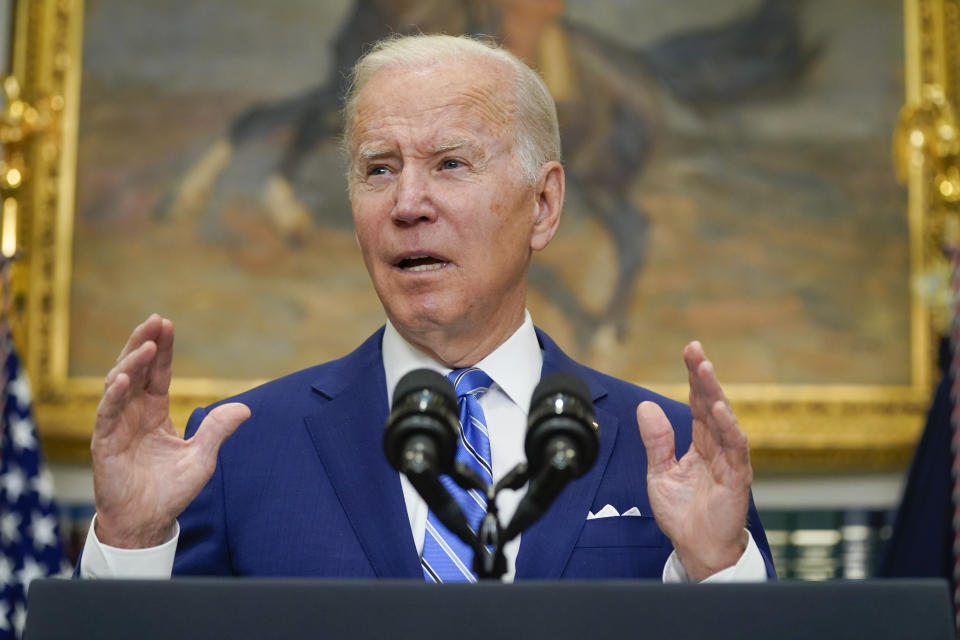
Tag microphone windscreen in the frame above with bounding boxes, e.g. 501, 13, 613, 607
530, 372, 591, 408
392, 369, 457, 410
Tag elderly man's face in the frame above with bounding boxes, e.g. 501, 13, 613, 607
349, 57, 557, 357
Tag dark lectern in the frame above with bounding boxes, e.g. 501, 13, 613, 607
25, 578, 954, 639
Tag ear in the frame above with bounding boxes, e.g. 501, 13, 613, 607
529, 161, 565, 252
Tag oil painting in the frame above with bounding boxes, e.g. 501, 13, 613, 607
68, 0, 908, 385
13, 0, 943, 467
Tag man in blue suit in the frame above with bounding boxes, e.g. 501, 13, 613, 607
82, 34, 774, 582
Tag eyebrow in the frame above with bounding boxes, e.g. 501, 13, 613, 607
433, 138, 471, 153
434, 138, 490, 167
357, 146, 392, 162
355, 138, 488, 163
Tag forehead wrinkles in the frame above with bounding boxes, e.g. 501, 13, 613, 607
351, 61, 520, 149
353, 120, 488, 158
452, 81, 517, 132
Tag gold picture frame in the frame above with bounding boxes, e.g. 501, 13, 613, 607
5, 0, 958, 469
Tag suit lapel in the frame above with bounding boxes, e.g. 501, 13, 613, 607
515, 330, 620, 579
299, 327, 619, 580
303, 329, 421, 579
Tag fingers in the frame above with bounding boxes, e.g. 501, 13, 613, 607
145, 318, 175, 395
683, 341, 730, 435
710, 399, 751, 470
97, 372, 132, 426
683, 341, 728, 418
104, 339, 157, 391
116, 314, 164, 364
636, 401, 676, 474
682, 340, 750, 470
96, 341, 158, 437
105, 316, 174, 393
97, 318, 172, 439
188, 403, 251, 464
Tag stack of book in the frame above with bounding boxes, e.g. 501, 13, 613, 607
759, 508, 892, 579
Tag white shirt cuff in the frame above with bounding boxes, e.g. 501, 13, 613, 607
662, 529, 768, 583
79, 514, 179, 579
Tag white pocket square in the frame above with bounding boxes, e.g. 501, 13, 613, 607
586, 504, 642, 519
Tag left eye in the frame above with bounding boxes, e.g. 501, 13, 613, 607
441, 159, 462, 170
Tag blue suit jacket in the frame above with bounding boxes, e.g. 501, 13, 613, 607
175, 328, 776, 579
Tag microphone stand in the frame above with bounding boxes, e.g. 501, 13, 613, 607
443, 461, 532, 580
388, 370, 597, 581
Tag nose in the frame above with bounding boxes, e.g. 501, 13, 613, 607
391, 166, 437, 226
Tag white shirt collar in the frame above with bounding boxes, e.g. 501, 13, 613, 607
382, 310, 543, 413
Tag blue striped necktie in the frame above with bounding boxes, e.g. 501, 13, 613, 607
420, 367, 494, 583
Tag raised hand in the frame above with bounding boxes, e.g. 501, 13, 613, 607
636, 341, 751, 582
91, 314, 249, 548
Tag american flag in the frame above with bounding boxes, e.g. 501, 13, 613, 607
0, 334, 66, 638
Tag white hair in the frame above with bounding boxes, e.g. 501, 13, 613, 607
342, 34, 561, 185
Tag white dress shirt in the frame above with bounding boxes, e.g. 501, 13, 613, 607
82, 312, 767, 582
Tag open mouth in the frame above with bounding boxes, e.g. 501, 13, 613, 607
397, 256, 449, 272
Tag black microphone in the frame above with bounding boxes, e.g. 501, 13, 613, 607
503, 372, 599, 540
383, 369, 477, 546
